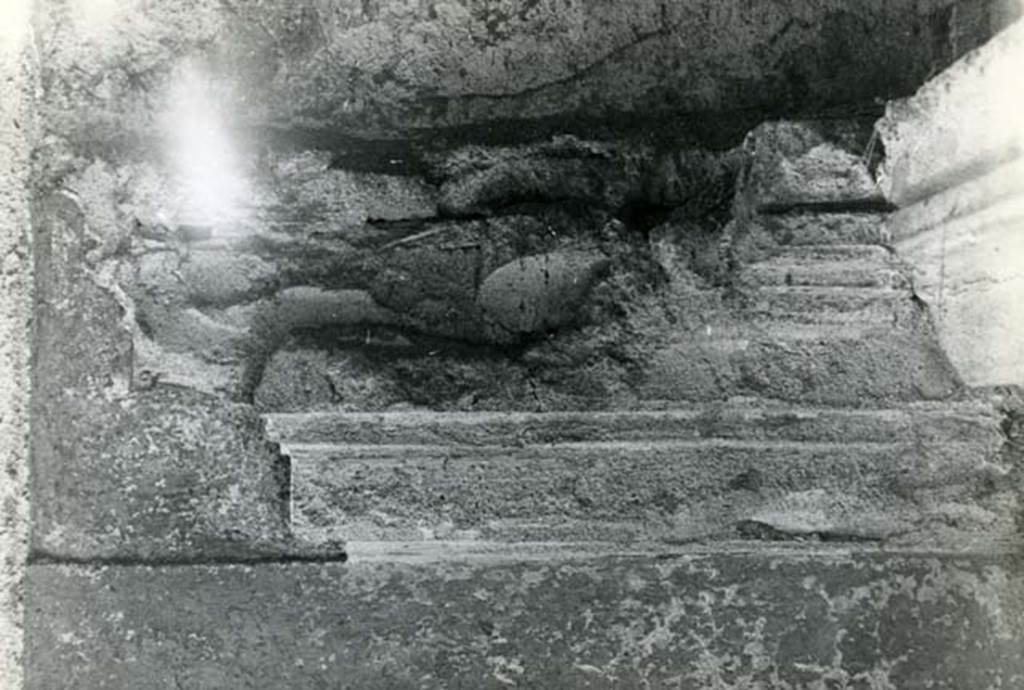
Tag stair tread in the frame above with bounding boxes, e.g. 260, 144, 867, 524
762, 244, 895, 258
264, 399, 1004, 546
264, 401, 997, 447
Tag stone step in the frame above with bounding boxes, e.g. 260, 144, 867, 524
732, 285, 918, 325
263, 401, 995, 447
265, 404, 1003, 544
282, 438, 998, 543
641, 324, 961, 405
754, 212, 891, 246
26, 549, 1024, 689
740, 245, 908, 288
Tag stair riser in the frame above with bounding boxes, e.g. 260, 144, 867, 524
642, 335, 961, 405
755, 213, 890, 246
732, 288, 919, 325
741, 264, 907, 288
287, 441, 995, 542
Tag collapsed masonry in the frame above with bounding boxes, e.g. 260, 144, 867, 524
16, 1, 1024, 687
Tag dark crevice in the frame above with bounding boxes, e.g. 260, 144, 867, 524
250, 102, 888, 173
756, 199, 896, 215
27, 549, 349, 568
736, 520, 884, 543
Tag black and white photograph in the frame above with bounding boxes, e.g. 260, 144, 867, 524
1, 0, 1023, 687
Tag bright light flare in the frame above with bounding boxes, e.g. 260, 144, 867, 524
162, 61, 250, 231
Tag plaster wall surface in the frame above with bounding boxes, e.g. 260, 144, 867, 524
881, 17, 1024, 387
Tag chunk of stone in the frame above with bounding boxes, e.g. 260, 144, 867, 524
30, 386, 292, 561
272, 152, 439, 227
742, 490, 911, 541
436, 137, 649, 216
254, 348, 403, 413
275, 287, 398, 330
478, 251, 611, 337
179, 251, 277, 306
877, 21, 1024, 387
738, 121, 882, 211
65, 160, 128, 263
644, 148, 743, 213
648, 220, 728, 287
308, 171, 437, 222
254, 349, 336, 412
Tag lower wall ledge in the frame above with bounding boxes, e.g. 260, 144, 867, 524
26, 549, 1024, 689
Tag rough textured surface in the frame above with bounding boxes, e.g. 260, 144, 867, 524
266, 402, 1014, 546
21, 6, 1024, 684
478, 251, 611, 338
638, 214, 962, 407
25, 550, 1024, 689
0, 5, 34, 686
32, 0, 1013, 150
29, 193, 320, 562
876, 18, 1024, 206
30, 386, 309, 562
737, 121, 884, 212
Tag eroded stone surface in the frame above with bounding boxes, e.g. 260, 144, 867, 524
31, 386, 296, 562
737, 120, 884, 212
25, 551, 1024, 689
273, 402, 1011, 545
30, 193, 305, 562
32, 0, 1012, 151
478, 251, 611, 338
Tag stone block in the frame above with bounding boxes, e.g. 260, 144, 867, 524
892, 159, 1024, 386
263, 402, 998, 448
737, 121, 883, 212
178, 250, 278, 306
279, 164, 439, 226
269, 403, 1005, 545
0, 9, 34, 686
478, 251, 611, 338
30, 387, 301, 562
876, 18, 1024, 206
641, 322, 962, 405
436, 138, 649, 216
25, 550, 1024, 688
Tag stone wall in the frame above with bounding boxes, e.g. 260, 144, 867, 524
879, 17, 1024, 387
10, 0, 1024, 687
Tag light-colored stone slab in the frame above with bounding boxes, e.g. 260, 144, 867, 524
876, 18, 1024, 206
893, 160, 1024, 386
879, 18, 1024, 387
